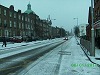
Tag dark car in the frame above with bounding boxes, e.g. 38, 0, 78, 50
63, 37, 68, 40
11, 36, 23, 43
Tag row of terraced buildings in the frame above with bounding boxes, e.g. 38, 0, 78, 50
0, 3, 66, 40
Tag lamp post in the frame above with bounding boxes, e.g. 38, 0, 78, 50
47, 15, 56, 39
73, 18, 78, 26
91, 0, 95, 56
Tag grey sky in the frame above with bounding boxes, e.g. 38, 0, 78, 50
0, 0, 91, 31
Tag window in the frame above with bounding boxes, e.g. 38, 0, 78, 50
4, 10, 6, 16
0, 18, 1, 23
4, 20, 6, 24
31, 20, 32, 23
13, 31, 15, 36
31, 25, 33, 30
28, 25, 29, 29
98, 10, 99, 16
10, 21, 12, 27
19, 15, 21, 20
28, 25, 30, 29
0, 8, 1, 14
26, 24, 28, 29
25, 17, 27, 21
19, 23, 21, 28
0, 18, 1, 26
4, 20, 7, 27
14, 22, 16, 27
22, 16, 24, 20
9, 31, 11, 37
26, 24, 27, 29
28, 18, 30, 22
33, 20, 34, 24
14, 13, 16, 18
10, 12, 12, 17
0, 30, 2, 36
22, 23, 24, 29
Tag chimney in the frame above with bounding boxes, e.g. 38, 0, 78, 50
9, 5, 14, 11
18, 9, 21, 13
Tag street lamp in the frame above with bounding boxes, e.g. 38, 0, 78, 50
51, 19, 56, 20
47, 15, 56, 39
73, 18, 78, 26
47, 15, 56, 21
91, 0, 95, 56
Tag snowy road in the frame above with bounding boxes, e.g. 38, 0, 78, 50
0, 38, 65, 75
0, 38, 63, 59
17, 37, 100, 75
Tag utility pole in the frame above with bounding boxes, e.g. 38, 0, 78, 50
91, 0, 95, 56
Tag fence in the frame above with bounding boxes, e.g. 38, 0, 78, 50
80, 38, 92, 55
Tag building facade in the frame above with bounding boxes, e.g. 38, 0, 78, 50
0, 3, 66, 41
86, 0, 100, 48
0, 3, 37, 39
94, 0, 100, 37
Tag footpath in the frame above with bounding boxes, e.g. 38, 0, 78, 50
76, 37, 100, 67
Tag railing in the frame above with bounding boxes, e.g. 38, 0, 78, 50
80, 38, 91, 54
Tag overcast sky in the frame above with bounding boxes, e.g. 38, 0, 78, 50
0, 0, 91, 32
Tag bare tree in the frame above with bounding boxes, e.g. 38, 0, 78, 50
74, 26, 80, 37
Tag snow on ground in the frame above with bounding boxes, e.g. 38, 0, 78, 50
17, 37, 100, 75
0, 38, 63, 59
17, 39, 70, 75
59, 37, 100, 75
76, 37, 100, 66
0, 38, 61, 49
88, 47, 100, 65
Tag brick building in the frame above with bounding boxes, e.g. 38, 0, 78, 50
94, 0, 100, 37
87, 0, 100, 41
86, 0, 100, 48
0, 3, 66, 41
86, 7, 92, 41
0, 4, 35, 38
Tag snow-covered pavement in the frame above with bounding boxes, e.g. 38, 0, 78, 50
17, 37, 100, 75
76, 37, 100, 66
87, 47, 100, 66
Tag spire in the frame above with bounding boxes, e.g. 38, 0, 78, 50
27, 2, 31, 10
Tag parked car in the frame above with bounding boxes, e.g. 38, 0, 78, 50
23, 36, 32, 42
10, 36, 23, 43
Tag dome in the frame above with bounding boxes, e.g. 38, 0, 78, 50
24, 2, 35, 14
24, 10, 35, 14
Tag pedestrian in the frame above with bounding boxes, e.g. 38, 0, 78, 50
2, 37, 7, 47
